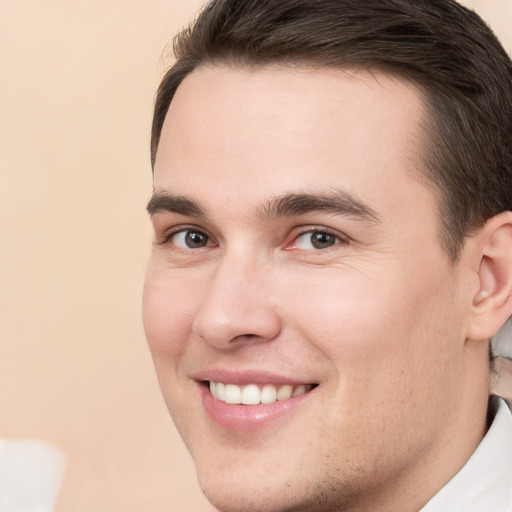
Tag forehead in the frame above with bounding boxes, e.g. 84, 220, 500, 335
154, 65, 430, 218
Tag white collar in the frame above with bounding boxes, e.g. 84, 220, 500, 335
420, 398, 512, 512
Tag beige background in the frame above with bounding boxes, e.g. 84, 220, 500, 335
0, 1, 510, 510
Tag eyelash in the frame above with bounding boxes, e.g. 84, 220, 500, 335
158, 225, 214, 247
158, 225, 348, 251
287, 227, 347, 251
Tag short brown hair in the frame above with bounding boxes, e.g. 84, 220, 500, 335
151, 0, 512, 260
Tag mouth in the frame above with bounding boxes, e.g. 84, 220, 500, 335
205, 381, 318, 405
195, 371, 319, 431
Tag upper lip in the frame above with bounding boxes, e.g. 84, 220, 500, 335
192, 369, 318, 386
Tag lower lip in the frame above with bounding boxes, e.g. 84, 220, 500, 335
200, 385, 313, 432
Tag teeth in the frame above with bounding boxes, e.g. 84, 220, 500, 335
208, 382, 313, 405
225, 384, 242, 404
209, 381, 217, 398
276, 384, 293, 401
292, 384, 307, 397
241, 384, 260, 405
216, 382, 226, 401
260, 384, 277, 404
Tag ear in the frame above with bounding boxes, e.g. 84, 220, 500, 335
466, 212, 512, 342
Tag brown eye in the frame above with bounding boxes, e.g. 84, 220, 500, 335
171, 229, 210, 248
311, 232, 337, 249
295, 231, 339, 250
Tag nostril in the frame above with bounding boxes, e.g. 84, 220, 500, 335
231, 333, 258, 342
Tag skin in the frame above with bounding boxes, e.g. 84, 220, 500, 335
143, 66, 492, 512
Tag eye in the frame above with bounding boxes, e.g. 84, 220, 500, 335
293, 230, 341, 250
170, 229, 211, 249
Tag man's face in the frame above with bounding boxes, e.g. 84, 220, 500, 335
144, 66, 472, 512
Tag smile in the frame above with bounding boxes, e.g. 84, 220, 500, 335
209, 381, 316, 405
198, 376, 319, 431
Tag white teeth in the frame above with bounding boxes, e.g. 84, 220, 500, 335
216, 382, 226, 401
241, 384, 260, 405
260, 384, 277, 404
209, 381, 217, 398
209, 382, 312, 405
224, 384, 242, 404
276, 384, 293, 401
292, 384, 307, 397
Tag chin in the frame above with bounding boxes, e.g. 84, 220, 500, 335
195, 457, 357, 512
200, 485, 301, 512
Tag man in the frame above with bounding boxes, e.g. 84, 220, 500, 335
143, 1, 512, 510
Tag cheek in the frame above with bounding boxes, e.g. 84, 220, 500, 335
142, 270, 202, 432
284, 262, 456, 376
283, 264, 463, 457
142, 267, 197, 361
285, 268, 396, 345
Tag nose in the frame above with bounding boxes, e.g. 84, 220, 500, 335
192, 254, 282, 349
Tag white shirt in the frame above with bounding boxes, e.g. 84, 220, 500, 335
420, 398, 512, 512
0, 438, 65, 512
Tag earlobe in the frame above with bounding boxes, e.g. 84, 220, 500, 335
467, 212, 512, 342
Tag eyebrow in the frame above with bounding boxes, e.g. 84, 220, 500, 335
146, 189, 379, 223
146, 192, 206, 217
260, 190, 379, 223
